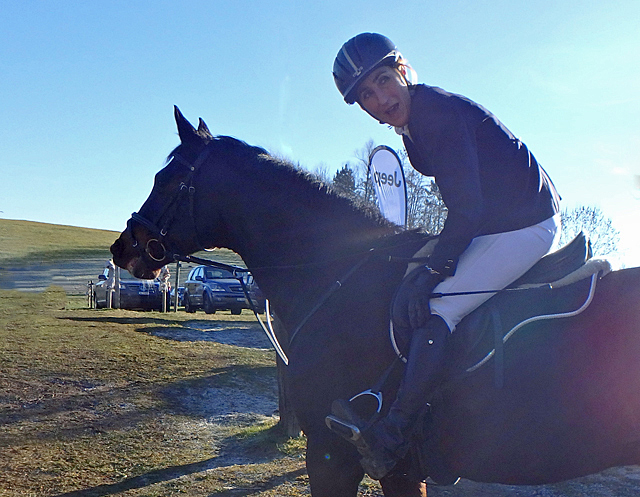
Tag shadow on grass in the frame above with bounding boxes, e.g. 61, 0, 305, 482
60, 315, 260, 331
60, 315, 272, 348
52, 423, 304, 497
52, 457, 306, 497
0, 365, 276, 443
60, 315, 186, 326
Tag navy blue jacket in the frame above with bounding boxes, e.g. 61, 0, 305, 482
402, 84, 560, 275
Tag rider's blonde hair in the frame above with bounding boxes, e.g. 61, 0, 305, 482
395, 57, 418, 86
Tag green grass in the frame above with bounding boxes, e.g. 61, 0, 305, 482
0, 218, 245, 268
0, 219, 119, 265
0, 287, 316, 496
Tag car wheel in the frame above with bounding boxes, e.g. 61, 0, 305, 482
231, 307, 242, 316
203, 292, 216, 314
184, 292, 196, 313
94, 292, 103, 309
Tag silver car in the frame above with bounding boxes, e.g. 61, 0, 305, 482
183, 265, 264, 315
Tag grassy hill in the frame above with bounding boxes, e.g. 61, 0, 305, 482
0, 219, 245, 293
0, 219, 118, 266
0, 219, 244, 266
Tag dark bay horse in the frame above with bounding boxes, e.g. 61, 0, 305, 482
110, 107, 640, 497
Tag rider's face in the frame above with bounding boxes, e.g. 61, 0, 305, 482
356, 66, 412, 127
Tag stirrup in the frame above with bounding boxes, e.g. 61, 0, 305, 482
326, 399, 366, 441
325, 414, 364, 444
325, 398, 377, 451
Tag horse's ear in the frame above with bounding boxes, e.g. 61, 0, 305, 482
197, 118, 213, 139
174, 106, 200, 146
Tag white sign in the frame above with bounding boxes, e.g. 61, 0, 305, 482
369, 145, 407, 228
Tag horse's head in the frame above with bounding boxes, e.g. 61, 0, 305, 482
111, 105, 399, 287
110, 106, 217, 279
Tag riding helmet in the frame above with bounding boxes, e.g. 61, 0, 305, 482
333, 33, 401, 105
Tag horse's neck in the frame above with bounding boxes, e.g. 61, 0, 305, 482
209, 166, 396, 326
217, 164, 393, 266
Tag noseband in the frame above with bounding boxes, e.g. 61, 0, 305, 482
127, 143, 212, 264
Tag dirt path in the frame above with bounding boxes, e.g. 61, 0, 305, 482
0, 258, 202, 294
0, 257, 108, 293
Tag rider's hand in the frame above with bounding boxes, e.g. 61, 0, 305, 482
393, 266, 444, 331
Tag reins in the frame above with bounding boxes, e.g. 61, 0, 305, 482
172, 249, 390, 365
174, 253, 290, 365
170, 248, 412, 367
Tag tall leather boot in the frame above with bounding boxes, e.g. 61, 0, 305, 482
331, 314, 450, 479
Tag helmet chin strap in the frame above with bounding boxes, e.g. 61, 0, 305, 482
357, 101, 387, 125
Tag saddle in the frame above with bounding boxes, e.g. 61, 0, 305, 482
508, 230, 592, 287
449, 232, 612, 380
391, 232, 602, 367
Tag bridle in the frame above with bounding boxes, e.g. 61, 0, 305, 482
126, 143, 213, 265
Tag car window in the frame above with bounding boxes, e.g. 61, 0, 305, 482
205, 268, 234, 279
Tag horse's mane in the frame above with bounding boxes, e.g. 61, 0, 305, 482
210, 134, 401, 232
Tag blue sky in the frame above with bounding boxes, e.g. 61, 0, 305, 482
1, 1, 638, 267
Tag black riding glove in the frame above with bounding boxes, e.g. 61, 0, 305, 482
393, 266, 444, 331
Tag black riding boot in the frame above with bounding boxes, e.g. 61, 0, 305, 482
332, 314, 450, 479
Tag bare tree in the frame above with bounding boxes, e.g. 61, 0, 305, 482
559, 205, 620, 257
350, 139, 378, 207
311, 162, 333, 184
330, 141, 448, 232
396, 149, 446, 233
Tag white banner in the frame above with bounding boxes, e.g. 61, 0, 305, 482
369, 145, 407, 228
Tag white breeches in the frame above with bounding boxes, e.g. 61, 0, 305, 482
430, 214, 561, 331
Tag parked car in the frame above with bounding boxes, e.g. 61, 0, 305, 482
94, 267, 169, 311
183, 265, 265, 315
170, 286, 185, 307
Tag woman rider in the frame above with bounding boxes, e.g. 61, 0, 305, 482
330, 33, 561, 480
